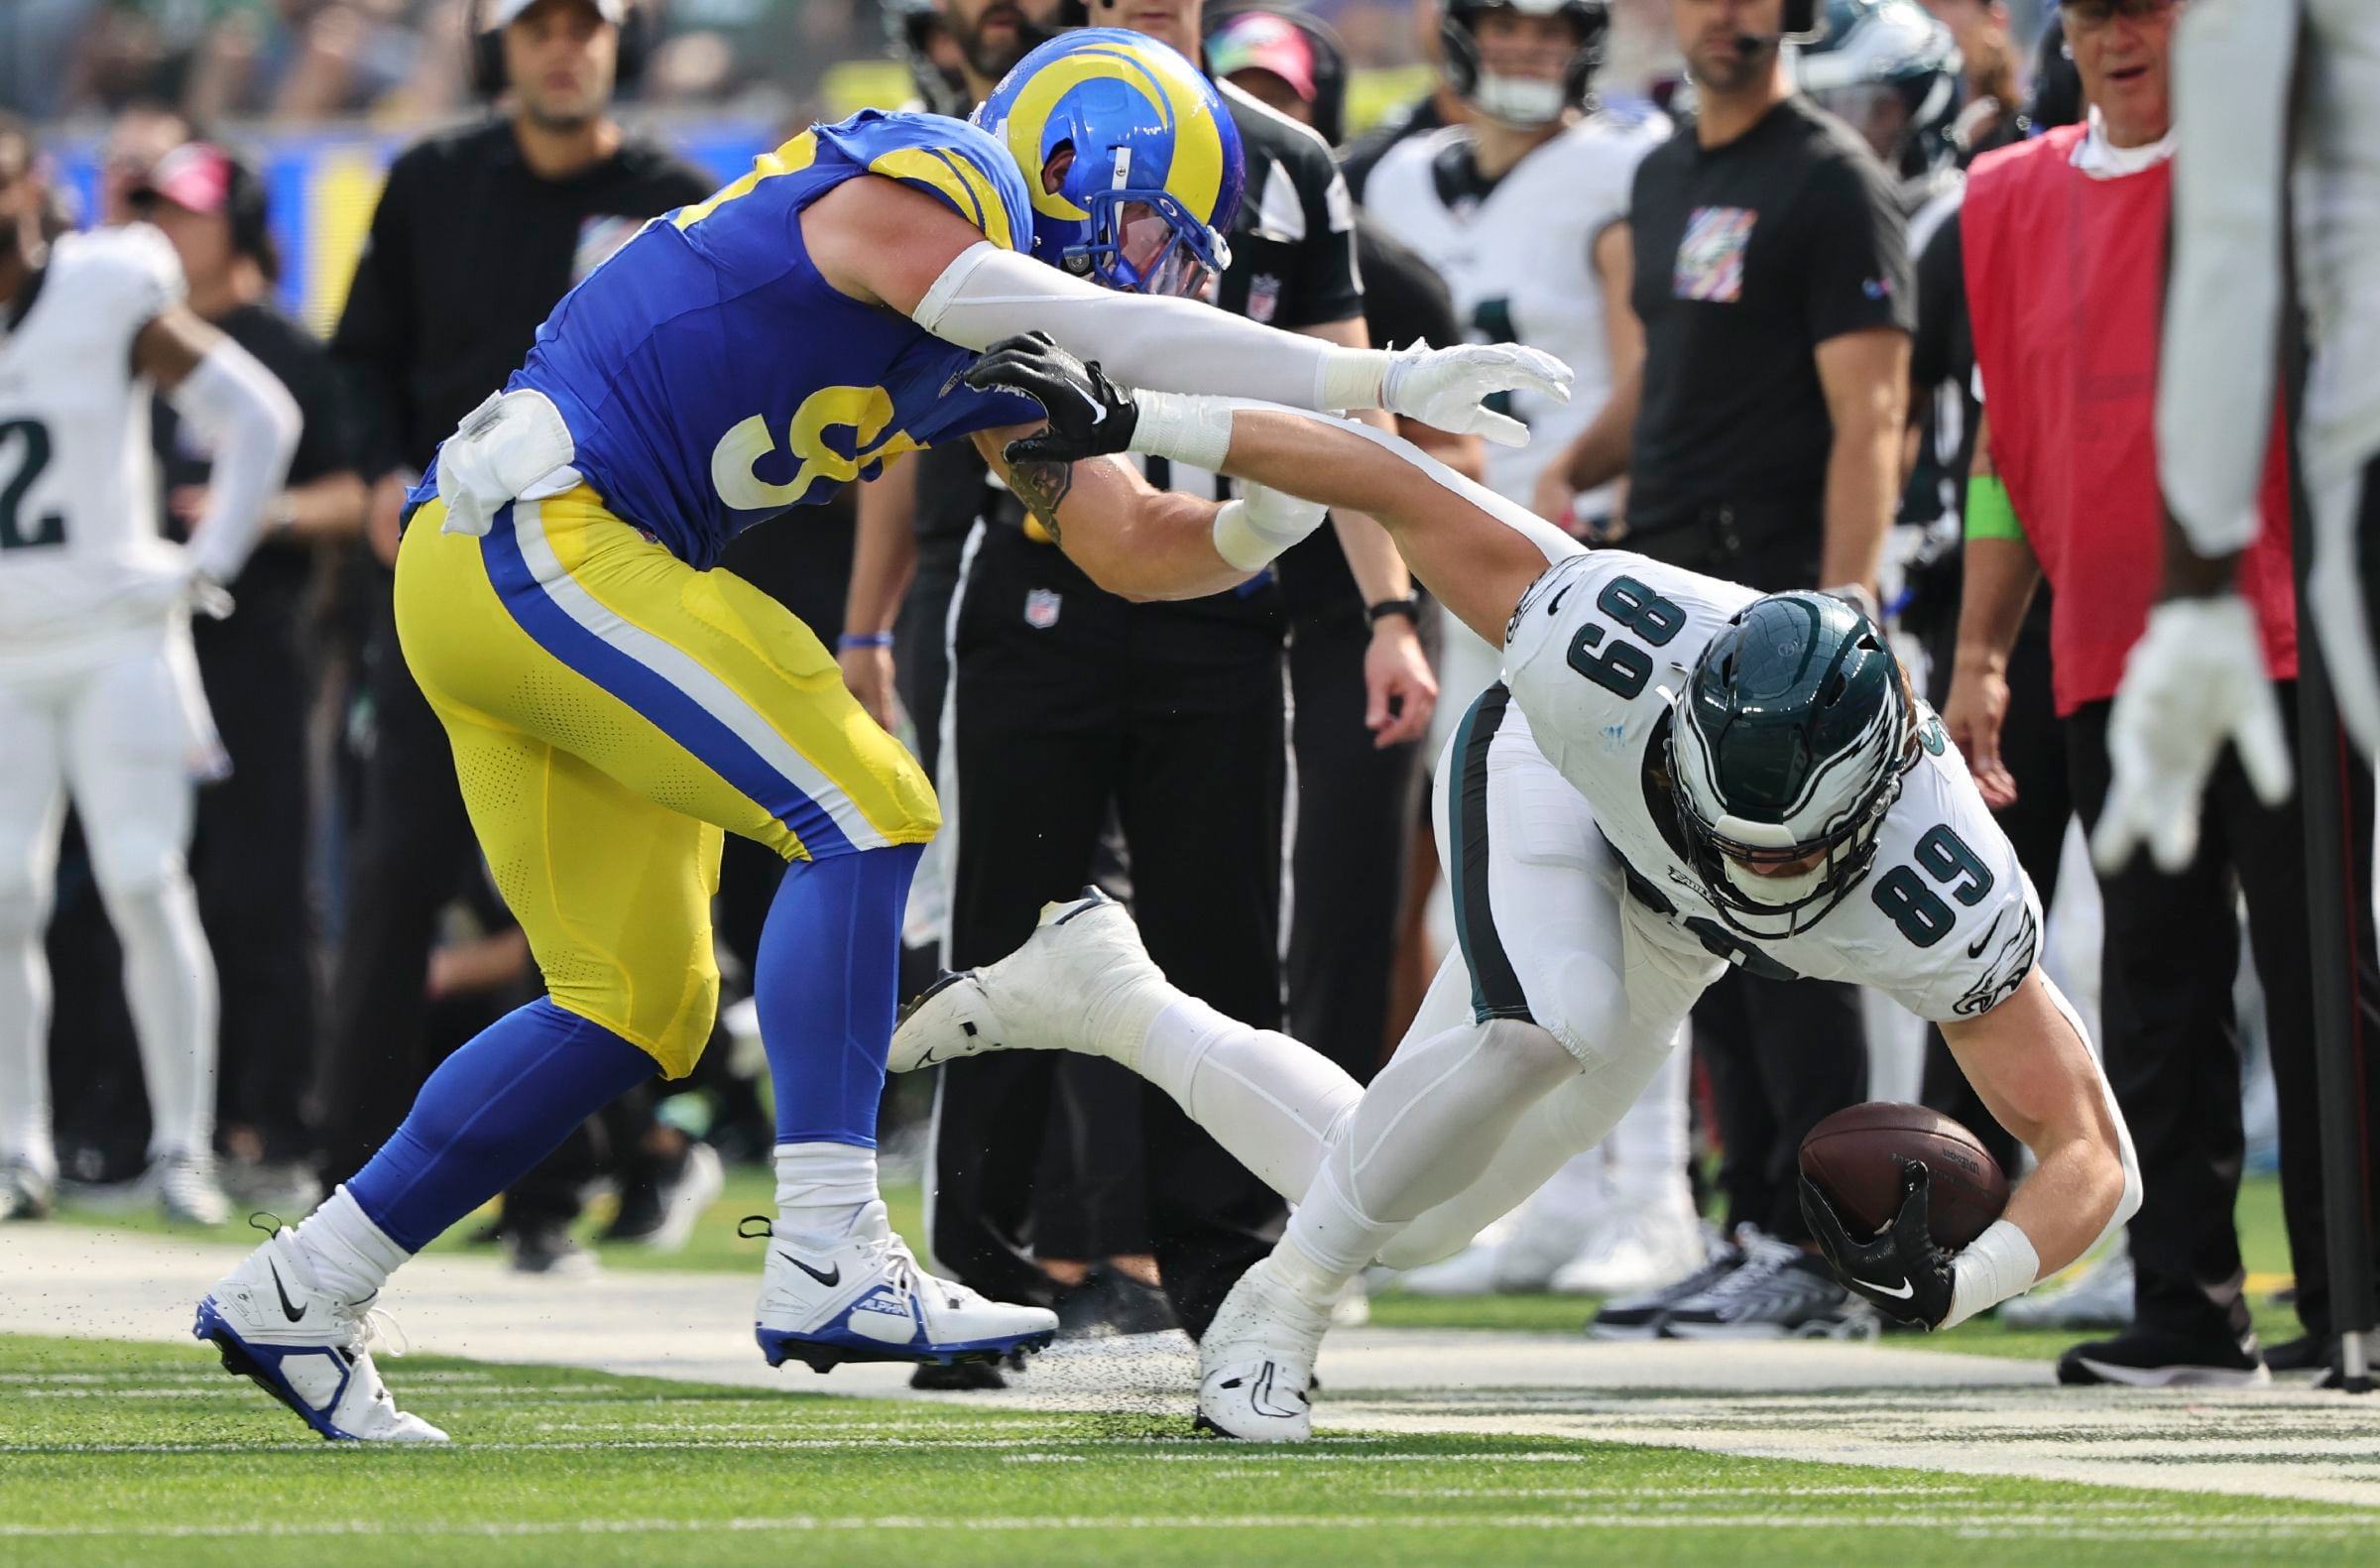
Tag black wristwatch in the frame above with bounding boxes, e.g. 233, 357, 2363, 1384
1366, 596, 1421, 631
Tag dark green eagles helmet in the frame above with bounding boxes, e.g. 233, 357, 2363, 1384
1667, 592, 1919, 936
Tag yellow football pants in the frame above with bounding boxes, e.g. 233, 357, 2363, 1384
392, 486, 938, 1076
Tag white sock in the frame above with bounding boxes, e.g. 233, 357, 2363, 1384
1604, 1036, 1692, 1207
106, 875, 218, 1162
774, 1141, 880, 1246
294, 1185, 412, 1304
1281, 1019, 1578, 1293
0, 891, 57, 1177
1140, 997, 1363, 1203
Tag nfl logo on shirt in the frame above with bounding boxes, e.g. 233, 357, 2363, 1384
1024, 588, 1062, 629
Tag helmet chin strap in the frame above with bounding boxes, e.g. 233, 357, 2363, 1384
1469, 71, 1569, 128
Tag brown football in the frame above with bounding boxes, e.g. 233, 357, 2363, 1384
1798, 1101, 2010, 1250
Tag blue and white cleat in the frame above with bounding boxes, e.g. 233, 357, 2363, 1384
755, 1219, 1057, 1375
192, 1228, 447, 1442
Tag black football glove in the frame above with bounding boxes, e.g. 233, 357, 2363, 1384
960, 332, 1140, 466
1798, 1160, 1957, 1329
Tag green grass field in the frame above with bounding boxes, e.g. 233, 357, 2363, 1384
0, 1335, 2364, 1568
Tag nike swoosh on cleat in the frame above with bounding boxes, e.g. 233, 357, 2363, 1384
267, 1263, 306, 1323
776, 1251, 841, 1288
1868, 1276, 1916, 1300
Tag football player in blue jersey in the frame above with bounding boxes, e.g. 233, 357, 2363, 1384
189, 28, 1569, 1441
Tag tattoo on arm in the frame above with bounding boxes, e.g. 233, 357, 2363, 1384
1009, 458, 1074, 544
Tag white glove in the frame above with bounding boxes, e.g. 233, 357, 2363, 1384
118, 547, 235, 621
2091, 595, 2294, 875
1211, 479, 1330, 572
1378, 340, 1573, 448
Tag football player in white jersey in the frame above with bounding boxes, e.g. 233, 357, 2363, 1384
1364, 0, 1683, 1298
896, 334, 2143, 1439
0, 118, 301, 1223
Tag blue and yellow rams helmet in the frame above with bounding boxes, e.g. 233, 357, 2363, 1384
975, 28, 1245, 299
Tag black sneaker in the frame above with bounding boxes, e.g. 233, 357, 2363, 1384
1588, 1226, 1743, 1341
505, 1221, 597, 1276
2057, 1327, 2271, 1388
2264, 1334, 2338, 1376
909, 1359, 1009, 1390
1657, 1231, 1879, 1341
1093, 1266, 1178, 1336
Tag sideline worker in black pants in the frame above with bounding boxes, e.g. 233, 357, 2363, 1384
933, 504, 1291, 1338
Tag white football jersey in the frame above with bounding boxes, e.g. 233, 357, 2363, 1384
0, 224, 187, 657
1500, 547, 2042, 1024
1364, 108, 1668, 515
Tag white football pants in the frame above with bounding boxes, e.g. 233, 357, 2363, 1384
0, 630, 221, 1172
1137, 695, 1721, 1289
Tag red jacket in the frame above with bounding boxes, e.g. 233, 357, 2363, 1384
1964, 124, 2296, 716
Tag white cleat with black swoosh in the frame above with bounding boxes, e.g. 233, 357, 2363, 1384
754, 1208, 1057, 1375
1193, 1255, 1331, 1443
193, 1228, 446, 1442
888, 888, 1179, 1074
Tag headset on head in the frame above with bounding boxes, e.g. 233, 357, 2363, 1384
469, 0, 651, 100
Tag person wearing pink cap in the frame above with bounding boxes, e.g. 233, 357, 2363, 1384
131, 141, 367, 1216
0, 116, 301, 1230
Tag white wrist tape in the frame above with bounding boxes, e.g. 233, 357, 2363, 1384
1211, 485, 1328, 572
1315, 347, 1390, 415
1128, 391, 1236, 472
1942, 1218, 2042, 1330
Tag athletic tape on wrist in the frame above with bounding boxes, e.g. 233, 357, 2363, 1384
1964, 475, 2025, 543
1128, 391, 1236, 472
1316, 346, 1390, 414
1943, 1217, 2042, 1329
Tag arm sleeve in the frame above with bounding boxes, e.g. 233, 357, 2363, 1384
328, 157, 417, 478
2158, 0, 2292, 555
170, 339, 303, 585
913, 242, 1384, 411
1801, 153, 1916, 345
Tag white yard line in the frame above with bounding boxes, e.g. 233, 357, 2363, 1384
6, 1224, 2378, 1510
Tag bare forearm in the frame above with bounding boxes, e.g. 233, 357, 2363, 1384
1332, 411, 1413, 604
846, 465, 919, 634
1213, 407, 1572, 647
2000, 1134, 2129, 1279
1820, 417, 1899, 592
279, 472, 368, 543
1953, 536, 2042, 673
975, 432, 1250, 603
1561, 363, 1639, 494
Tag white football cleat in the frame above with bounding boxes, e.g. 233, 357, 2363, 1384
0, 1156, 56, 1221
193, 1229, 447, 1442
153, 1152, 231, 1227
1550, 1197, 1706, 1297
755, 1217, 1057, 1373
1194, 1255, 1331, 1443
889, 888, 1177, 1073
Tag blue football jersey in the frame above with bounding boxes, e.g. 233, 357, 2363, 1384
446, 111, 1041, 569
